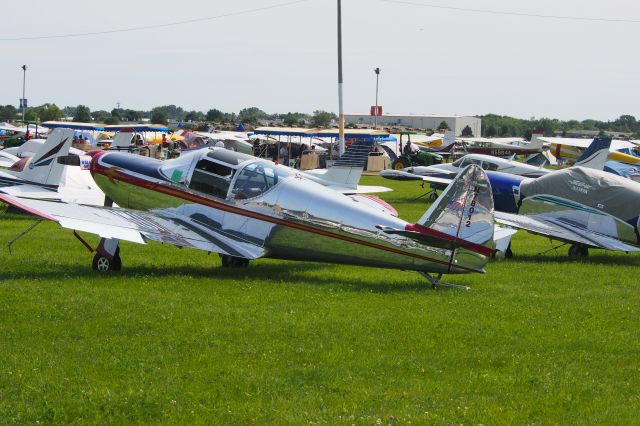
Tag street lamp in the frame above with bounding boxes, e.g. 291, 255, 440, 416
337, 0, 345, 156
21, 65, 27, 121
374, 67, 381, 129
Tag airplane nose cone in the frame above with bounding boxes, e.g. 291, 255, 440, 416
87, 149, 106, 170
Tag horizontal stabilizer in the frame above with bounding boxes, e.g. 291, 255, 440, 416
377, 224, 495, 256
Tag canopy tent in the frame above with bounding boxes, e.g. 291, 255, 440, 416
42, 121, 105, 131
104, 124, 169, 132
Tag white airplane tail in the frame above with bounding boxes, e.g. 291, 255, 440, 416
527, 132, 545, 151
12, 129, 74, 185
304, 140, 373, 187
111, 132, 134, 148
442, 130, 456, 150
574, 137, 611, 170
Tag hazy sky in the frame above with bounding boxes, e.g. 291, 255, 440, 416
1, 0, 638, 120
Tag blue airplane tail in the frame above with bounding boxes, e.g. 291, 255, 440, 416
575, 137, 611, 169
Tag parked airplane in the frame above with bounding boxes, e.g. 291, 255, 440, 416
381, 152, 552, 184
491, 167, 640, 257
458, 135, 544, 157
382, 137, 611, 185
381, 138, 636, 257
537, 134, 640, 165
0, 147, 497, 289
0, 129, 108, 206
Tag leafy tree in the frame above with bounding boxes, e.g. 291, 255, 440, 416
206, 109, 225, 123
438, 121, 450, 130
461, 125, 474, 137
91, 110, 111, 122
103, 115, 120, 125
123, 109, 141, 122
238, 107, 268, 125
282, 112, 310, 127
0, 105, 17, 121
311, 110, 335, 128
37, 104, 64, 122
24, 108, 38, 122
74, 105, 92, 122
485, 125, 497, 137
150, 109, 168, 125
185, 110, 205, 122
152, 105, 185, 121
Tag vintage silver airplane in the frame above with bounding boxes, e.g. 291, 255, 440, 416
0, 143, 497, 288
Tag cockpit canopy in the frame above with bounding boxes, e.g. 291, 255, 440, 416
159, 147, 294, 200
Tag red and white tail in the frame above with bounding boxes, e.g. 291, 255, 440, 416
10, 129, 75, 185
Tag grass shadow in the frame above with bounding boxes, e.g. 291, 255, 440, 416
0, 260, 456, 294
505, 253, 640, 267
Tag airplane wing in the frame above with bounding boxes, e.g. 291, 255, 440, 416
0, 193, 265, 259
330, 185, 393, 194
495, 211, 640, 252
379, 170, 453, 185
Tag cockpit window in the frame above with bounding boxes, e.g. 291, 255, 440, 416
483, 161, 499, 171
232, 161, 293, 200
189, 159, 235, 198
452, 158, 465, 167
206, 149, 253, 165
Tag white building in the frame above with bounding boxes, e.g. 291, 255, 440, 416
345, 113, 481, 137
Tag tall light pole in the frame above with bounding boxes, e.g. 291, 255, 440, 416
21, 65, 27, 121
374, 67, 380, 129
337, 0, 345, 156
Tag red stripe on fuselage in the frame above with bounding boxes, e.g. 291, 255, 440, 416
405, 223, 495, 257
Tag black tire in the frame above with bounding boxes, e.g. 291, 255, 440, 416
220, 254, 249, 268
568, 244, 588, 257
505, 245, 513, 259
92, 248, 122, 272
428, 192, 438, 202
392, 157, 410, 170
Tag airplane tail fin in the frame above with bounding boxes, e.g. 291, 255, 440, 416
377, 165, 496, 272
441, 130, 456, 150
11, 129, 74, 185
526, 132, 545, 151
574, 137, 611, 170
416, 164, 495, 270
306, 140, 374, 187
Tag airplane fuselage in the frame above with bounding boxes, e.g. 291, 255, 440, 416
90, 150, 491, 274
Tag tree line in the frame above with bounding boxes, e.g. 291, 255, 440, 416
479, 113, 640, 139
1, 103, 638, 138
0, 103, 337, 128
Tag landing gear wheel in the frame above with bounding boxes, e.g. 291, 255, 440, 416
568, 244, 588, 257
219, 254, 250, 268
92, 248, 122, 272
428, 192, 438, 202
505, 246, 513, 259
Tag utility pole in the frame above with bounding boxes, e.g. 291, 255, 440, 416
337, 0, 345, 156
374, 67, 380, 129
21, 65, 27, 121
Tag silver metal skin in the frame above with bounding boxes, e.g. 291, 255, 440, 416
91, 148, 495, 275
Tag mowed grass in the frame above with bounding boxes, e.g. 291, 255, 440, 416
1, 176, 640, 424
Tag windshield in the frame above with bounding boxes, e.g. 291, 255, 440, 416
232, 161, 294, 199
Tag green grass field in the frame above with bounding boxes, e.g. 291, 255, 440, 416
1, 176, 639, 424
